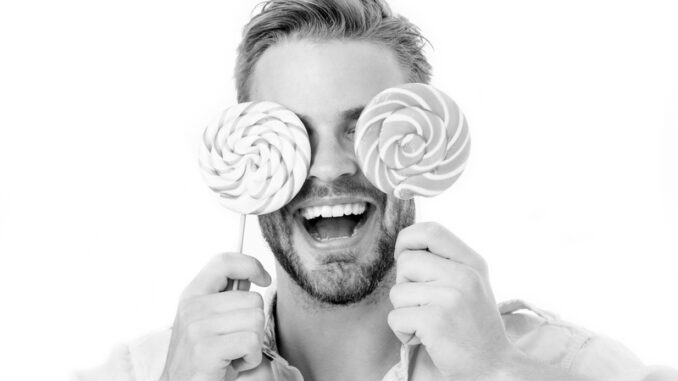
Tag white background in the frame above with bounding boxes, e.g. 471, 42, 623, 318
0, 0, 676, 379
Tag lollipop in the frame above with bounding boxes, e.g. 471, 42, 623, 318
199, 101, 311, 289
354, 83, 470, 200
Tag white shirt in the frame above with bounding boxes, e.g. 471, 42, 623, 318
74, 287, 677, 381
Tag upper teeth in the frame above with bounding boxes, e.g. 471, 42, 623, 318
300, 202, 367, 220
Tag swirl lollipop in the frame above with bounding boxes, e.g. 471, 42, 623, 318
354, 83, 470, 200
199, 101, 310, 290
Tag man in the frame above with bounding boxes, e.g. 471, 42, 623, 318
76, 1, 676, 380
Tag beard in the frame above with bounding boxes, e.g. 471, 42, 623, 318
258, 175, 415, 305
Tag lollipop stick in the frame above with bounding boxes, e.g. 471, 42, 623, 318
234, 213, 272, 362
229, 213, 247, 291
236, 213, 246, 253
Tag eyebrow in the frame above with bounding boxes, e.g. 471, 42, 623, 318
341, 106, 365, 121
296, 105, 365, 128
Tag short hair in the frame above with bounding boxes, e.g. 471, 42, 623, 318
235, 0, 432, 102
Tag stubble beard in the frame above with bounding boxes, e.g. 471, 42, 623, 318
258, 177, 415, 306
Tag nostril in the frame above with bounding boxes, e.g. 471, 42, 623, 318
309, 144, 358, 181
309, 155, 358, 181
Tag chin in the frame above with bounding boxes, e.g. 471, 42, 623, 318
258, 183, 415, 305
289, 213, 399, 305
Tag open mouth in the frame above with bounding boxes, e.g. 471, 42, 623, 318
295, 202, 374, 242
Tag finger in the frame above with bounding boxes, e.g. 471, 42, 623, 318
395, 249, 452, 284
188, 308, 265, 339
192, 331, 263, 373
185, 291, 264, 319
387, 306, 427, 345
395, 249, 483, 289
183, 253, 272, 299
394, 222, 486, 274
389, 281, 461, 309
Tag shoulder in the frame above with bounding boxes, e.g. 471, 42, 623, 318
499, 299, 595, 370
72, 328, 171, 381
499, 299, 677, 381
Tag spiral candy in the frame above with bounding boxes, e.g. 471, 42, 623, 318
199, 101, 311, 215
354, 83, 470, 200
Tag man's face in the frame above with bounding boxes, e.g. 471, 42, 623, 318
251, 39, 415, 305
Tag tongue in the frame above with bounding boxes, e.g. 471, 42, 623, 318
314, 216, 358, 240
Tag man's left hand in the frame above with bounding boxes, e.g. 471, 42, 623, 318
387, 222, 516, 380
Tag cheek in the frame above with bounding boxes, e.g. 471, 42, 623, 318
258, 211, 293, 246
383, 198, 415, 231
382, 198, 398, 231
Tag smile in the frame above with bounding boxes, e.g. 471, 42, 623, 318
292, 198, 377, 249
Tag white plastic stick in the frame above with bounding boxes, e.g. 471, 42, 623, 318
236, 213, 246, 253
231, 213, 247, 291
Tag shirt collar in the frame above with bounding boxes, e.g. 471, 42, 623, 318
260, 284, 543, 381
260, 283, 416, 380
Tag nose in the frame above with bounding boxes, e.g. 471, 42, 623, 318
308, 129, 358, 183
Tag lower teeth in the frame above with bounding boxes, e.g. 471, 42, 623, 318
305, 208, 369, 241
316, 234, 350, 242
309, 224, 357, 241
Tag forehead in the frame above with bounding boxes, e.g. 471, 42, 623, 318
250, 39, 407, 120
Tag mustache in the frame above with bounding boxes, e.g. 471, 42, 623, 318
290, 175, 385, 207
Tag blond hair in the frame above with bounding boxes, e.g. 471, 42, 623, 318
235, 0, 432, 102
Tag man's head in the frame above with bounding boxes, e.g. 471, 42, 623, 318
235, 0, 431, 103
237, 0, 431, 305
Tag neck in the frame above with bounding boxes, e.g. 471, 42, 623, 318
274, 265, 401, 381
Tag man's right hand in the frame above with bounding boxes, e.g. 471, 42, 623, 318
160, 252, 272, 381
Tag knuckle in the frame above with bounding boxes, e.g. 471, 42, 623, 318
239, 253, 259, 268
389, 285, 405, 306
219, 252, 239, 262
249, 308, 265, 328
395, 258, 405, 272
397, 250, 414, 265
242, 331, 261, 351
395, 227, 409, 244
476, 256, 489, 275
253, 257, 266, 273
388, 285, 399, 302
423, 221, 445, 235
395, 258, 410, 277
239, 351, 262, 372
211, 252, 237, 269
247, 292, 264, 309
228, 254, 264, 278
251, 349, 263, 365
218, 252, 247, 270
386, 310, 398, 328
